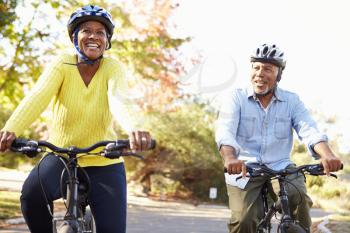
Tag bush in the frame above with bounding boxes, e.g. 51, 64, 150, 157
125, 103, 228, 203
1, 101, 50, 167
306, 176, 325, 188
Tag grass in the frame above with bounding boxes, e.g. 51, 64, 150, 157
0, 190, 67, 228
0, 191, 21, 220
291, 152, 350, 232
292, 153, 350, 206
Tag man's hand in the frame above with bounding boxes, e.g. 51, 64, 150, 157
320, 155, 343, 176
220, 145, 247, 177
314, 142, 343, 176
0, 131, 16, 152
129, 130, 152, 153
224, 156, 247, 177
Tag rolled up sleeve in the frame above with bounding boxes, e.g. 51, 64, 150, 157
291, 95, 328, 158
215, 91, 242, 156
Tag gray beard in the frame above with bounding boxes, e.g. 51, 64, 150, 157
254, 83, 277, 97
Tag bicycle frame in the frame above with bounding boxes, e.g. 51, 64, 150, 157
257, 174, 308, 233
229, 163, 342, 233
11, 138, 155, 233
53, 152, 89, 233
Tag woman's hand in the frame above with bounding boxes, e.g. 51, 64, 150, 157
129, 130, 152, 152
0, 131, 16, 152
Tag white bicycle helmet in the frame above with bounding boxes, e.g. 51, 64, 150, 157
251, 43, 286, 81
251, 44, 286, 69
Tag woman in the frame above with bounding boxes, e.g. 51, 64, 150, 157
0, 5, 151, 233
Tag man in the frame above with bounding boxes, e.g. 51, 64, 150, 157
215, 43, 342, 233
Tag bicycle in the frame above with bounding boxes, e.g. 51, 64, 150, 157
233, 163, 343, 233
11, 138, 156, 233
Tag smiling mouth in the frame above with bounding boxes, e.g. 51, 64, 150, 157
85, 43, 100, 49
255, 81, 267, 86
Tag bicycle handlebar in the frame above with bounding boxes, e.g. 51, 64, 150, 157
10, 138, 156, 159
225, 163, 343, 180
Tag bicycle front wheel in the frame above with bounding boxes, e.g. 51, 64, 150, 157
83, 207, 96, 233
57, 222, 76, 233
278, 222, 307, 233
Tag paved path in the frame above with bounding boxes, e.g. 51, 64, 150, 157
0, 169, 335, 233
1, 195, 230, 233
128, 196, 230, 233
0, 169, 230, 233
0, 196, 335, 233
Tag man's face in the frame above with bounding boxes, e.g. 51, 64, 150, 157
75, 21, 108, 60
250, 62, 279, 95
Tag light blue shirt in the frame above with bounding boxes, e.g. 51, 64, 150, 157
215, 87, 328, 170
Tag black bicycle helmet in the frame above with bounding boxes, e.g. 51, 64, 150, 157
250, 43, 286, 70
67, 5, 115, 49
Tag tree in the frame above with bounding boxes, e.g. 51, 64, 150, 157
0, 0, 62, 109
126, 102, 227, 201
0, 0, 190, 108
109, 0, 190, 112
0, 0, 192, 170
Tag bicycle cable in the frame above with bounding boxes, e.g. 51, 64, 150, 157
274, 175, 304, 209
37, 153, 54, 218
59, 157, 72, 212
37, 152, 69, 218
59, 156, 91, 216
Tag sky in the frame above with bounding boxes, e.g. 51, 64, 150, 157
170, 0, 350, 152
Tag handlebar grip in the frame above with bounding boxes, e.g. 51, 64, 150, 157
319, 163, 344, 170
10, 138, 39, 158
10, 138, 29, 150
104, 151, 122, 159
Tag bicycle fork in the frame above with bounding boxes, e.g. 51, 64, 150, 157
53, 155, 83, 233
257, 182, 279, 232
278, 176, 307, 233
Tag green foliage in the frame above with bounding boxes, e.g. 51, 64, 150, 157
306, 175, 325, 188
0, 0, 48, 109
0, 0, 17, 31
0, 191, 21, 220
0, 0, 190, 167
126, 103, 227, 202
0, 0, 189, 109
320, 188, 341, 198
291, 149, 350, 212
0, 101, 44, 167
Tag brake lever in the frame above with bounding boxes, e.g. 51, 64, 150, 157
123, 152, 144, 160
102, 150, 144, 159
235, 174, 251, 181
307, 171, 338, 179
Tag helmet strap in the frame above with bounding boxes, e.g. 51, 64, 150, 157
276, 67, 282, 82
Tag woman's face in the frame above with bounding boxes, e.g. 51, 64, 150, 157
75, 21, 108, 60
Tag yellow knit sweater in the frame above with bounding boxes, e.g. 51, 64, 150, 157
3, 54, 135, 167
